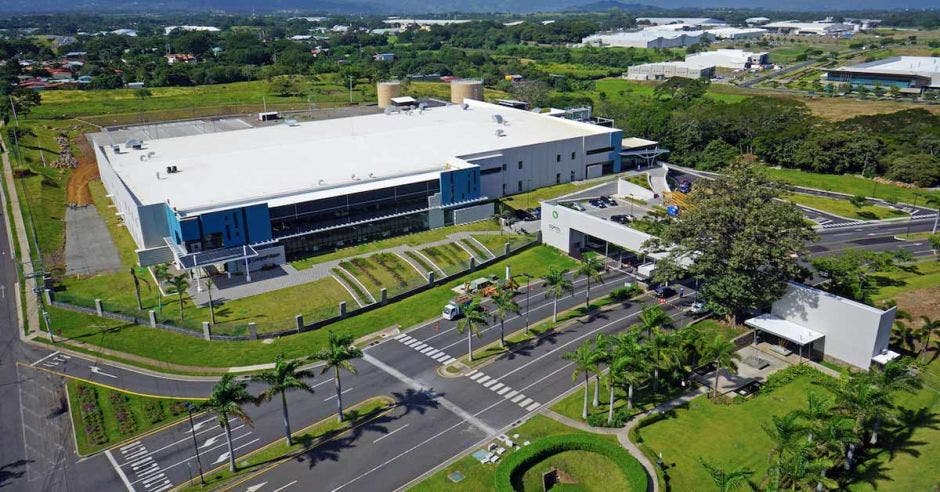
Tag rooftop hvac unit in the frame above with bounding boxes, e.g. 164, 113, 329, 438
492, 114, 504, 124
495, 129, 505, 137
461, 103, 469, 110
111, 144, 121, 153
126, 139, 143, 150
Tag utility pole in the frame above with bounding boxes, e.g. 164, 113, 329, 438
348, 76, 354, 104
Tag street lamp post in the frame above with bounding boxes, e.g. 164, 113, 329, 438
185, 402, 205, 485
520, 273, 532, 332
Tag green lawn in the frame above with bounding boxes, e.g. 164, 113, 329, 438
52, 246, 576, 368
421, 243, 472, 275
471, 233, 534, 257
766, 167, 940, 205
635, 374, 831, 491
180, 396, 394, 491
520, 449, 635, 492
289, 220, 501, 270
870, 260, 940, 303
786, 193, 908, 221
340, 252, 425, 298
408, 415, 617, 492
623, 172, 652, 190
66, 379, 198, 455
459, 237, 490, 260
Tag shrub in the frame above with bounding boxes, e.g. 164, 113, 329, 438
586, 409, 632, 428
609, 285, 641, 301
759, 364, 832, 395
109, 392, 138, 435
75, 384, 108, 445
143, 399, 165, 424
493, 434, 648, 492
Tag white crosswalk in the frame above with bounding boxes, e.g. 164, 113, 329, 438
393, 334, 457, 365
465, 369, 541, 412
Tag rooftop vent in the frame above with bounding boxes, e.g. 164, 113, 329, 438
461, 103, 469, 110
165, 165, 179, 174
111, 144, 121, 153
492, 114, 504, 124
126, 139, 143, 150
495, 129, 506, 137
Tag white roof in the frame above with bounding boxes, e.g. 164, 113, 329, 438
705, 27, 768, 39
829, 56, 940, 87
621, 137, 658, 149
100, 100, 613, 215
686, 49, 768, 69
390, 96, 416, 104
745, 313, 825, 345
382, 19, 470, 25
636, 17, 726, 26
585, 30, 705, 44
872, 350, 901, 365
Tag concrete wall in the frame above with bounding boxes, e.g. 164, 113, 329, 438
453, 202, 494, 225
541, 200, 660, 256
95, 144, 146, 249
617, 178, 655, 201
771, 283, 895, 369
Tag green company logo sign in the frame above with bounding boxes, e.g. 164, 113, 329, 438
552, 210, 559, 219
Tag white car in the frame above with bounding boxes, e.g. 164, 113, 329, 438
571, 203, 586, 212
690, 300, 708, 314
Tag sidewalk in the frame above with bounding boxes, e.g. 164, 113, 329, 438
2, 147, 39, 335
543, 386, 710, 492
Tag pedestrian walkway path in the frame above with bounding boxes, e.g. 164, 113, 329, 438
189, 230, 514, 306
1, 148, 39, 334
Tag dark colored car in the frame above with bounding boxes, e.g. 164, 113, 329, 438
655, 286, 677, 299
601, 195, 617, 206
589, 199, 607, 208
677, 180, 692, 194
610, 214, 633, 224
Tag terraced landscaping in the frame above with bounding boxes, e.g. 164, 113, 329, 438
786, 193, 908, 220
422, 242, 473, 275
339, 252, 426, 298
471, 233, 535, 258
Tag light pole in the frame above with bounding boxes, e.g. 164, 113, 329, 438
519, 273, 532, 332
185, 402, 205, 485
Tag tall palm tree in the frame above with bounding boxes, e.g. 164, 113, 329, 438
311, 331, 363, 422
455, 298, 486, 361
564, 340, 598, 420
167, 274, 189, 322
916, 316, 939, 361
891, 311, 917, 353
647, 327, 677, 393
763, 412, 804, 461
675, 323, 704, 370
699, 459, 753, 492
254, 353, 315, 445
575, 255, 604, 309
862, 357, 922, 445
153, 263, 169, 313
813, 415, 859, 472
588, 333, 611, 407
204, 277, 216, 325
701, 334, 741, 398
200, 374, 254, 472
490, 288, 519, 348
833, 375, 889, 449
796, 392, 833, 443
609, 331, 647, 412
542, 268, 573, 323
639, 303, 672, 338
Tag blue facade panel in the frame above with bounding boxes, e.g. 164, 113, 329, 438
165, 203, 272, 248
609, 129, 624, 173
439, 167, 481, 206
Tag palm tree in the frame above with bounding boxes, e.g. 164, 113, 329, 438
153, 263, 169, 313
647, 327, 677, 393
575, 255, 604, 309
699, 459, 753, 492
796, 392, 833, 443
639, 303, 672, 338
675, 323, 704, 369
833, 375, 889, 449
589, 333, 611, 408
167, 274, 189, 322
311, 331, 363, 422
542, 268, 573, 323
564, 340, 598, 420
609, 332, 647, 412
200, 374, 254, 472
916, 316, 939, 361
862, 357, 922, 445
254, 353, 315, 445
763, 412, 804, 461
455, 298, 486, 361
891, 310, 917, 353
204, 277, 217, 325
490, 288, 519, 348
701, 334, 741, 398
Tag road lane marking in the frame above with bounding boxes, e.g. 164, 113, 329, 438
476, 375, 491, 384
372, 424, 410, 444
393, 333, 405, 340
518, 398, 533, 407
105, 450, 135, 492
511, 394, 526, 403
525, 402, 541, 412
489, 382, 504, 391
323, 388, 354, 402
271, 481, 298, 492
482, 379, 497, 388
498, 387, 512, 396
469, 372, 483, 381
444, 357, 456, 364
31, 351, 60, 367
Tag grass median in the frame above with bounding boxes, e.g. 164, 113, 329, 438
785, 192, 907, 221
180, 396, 395, 491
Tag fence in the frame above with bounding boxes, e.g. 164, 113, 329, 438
49, 235, 540, 342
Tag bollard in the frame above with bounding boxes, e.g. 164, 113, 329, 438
428, 271, 435, 286
380, 288, 387, 305
202, 321, 211, 340
504, 242, 511, 257
94, 299, 103, 317
43, 288, 52, 305
295, 314, 303, 332
248, 322, 258, 340
148, 310, 156, 328
339, 301, 347, 318
469, 257, 476, 272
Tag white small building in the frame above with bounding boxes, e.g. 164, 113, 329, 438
583, 30, 706, 49
685, 49, 770, 70
705, 27, 768, 40
745, 17, 771, 25
745, 283, 896, 369
164, 25, 220, 35
636, 17, 726, 27
626, 61, 715, 81
763, 20, 857, 36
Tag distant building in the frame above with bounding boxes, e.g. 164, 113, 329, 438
47, 67, 73, 80
127, 82, 146, 89
745, 17, 771, 25
625, 61, 715, 81
373, 53, 395, 62
110, 29, 138, 37
685, 49, 770, 70
165, 53, 196, 65
762, 20, 856, 36
823, 56, 940, 93
583, 30, 706, 49
382, 19, 471, 28
63, 51, 87, 60
636, 17, 726, 27
705, 27, 768, 40
164, 25, 220, 35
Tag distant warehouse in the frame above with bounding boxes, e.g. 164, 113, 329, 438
823, 56, 940, 94
626, 61, 715, 81
94, 100, 623, 273
583, 30, 706, 49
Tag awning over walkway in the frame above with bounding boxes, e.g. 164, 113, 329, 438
745, 313, 825, 346
164, 238, 259, 269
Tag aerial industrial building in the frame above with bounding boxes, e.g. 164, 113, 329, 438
583, 30, 705, 49
626, 49, 769, 80
685, 49, 769, 70
636, 17, 726, 27
823, 56, 940, 93
94, 97, 623, 273
762, 20, 857, 36
705, 27, 768, 40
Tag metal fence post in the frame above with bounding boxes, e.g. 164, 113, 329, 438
295, 315, 303, 332
201, 322, 211, 340
248, 322, 258, 340
94, 299, 103, 317
504, 242, 510, 257
428, 271, 435, 286
148, 310, 156, 328
339, 301, 346, 318
380, 288, 388, 305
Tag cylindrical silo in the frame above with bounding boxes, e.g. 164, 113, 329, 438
377, 80, 401, 108
450, 79, 484, 104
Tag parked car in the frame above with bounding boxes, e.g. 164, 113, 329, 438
570, 202, 586, 212
655, 285, 677, 299
677, 181, 692, 194
601, 195, 617, 206
529, 207, 541, 220
689, 299, 708, 314
610, 214, 633, 224
589, 199, 607, 208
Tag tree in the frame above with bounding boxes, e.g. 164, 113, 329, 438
508, 80, 550, 108
608, 331, 646, 418
575, 255, 604, 309
542, 268, 573, 323
589, 333, 610, 408
647, 327, 677, 393
134, 88, 152, 101
564, 340, 599, 420
812, 249, 901, 304
649, 163, 816, 325
849, 194, 868, 210
200, 374, 254, 472
698, 139, 740, 171
916, 316, 939, 361
885, 154, 940, 187
2, 88, 41, 123
699, 459, 753, 492
456, 298, 486, 361
639, 304, 672, 338
129, 267, 144, 311
167, 274, 189, 322
490, 288, 519, 348
310, 331, 363, 422
701, 334, 740, 398
254, 354, 315, 445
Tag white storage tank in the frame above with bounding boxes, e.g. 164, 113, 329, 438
377, 80, 401, 108
450, 79, 484, 104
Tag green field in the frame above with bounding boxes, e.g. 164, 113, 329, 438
52, 245, 576, 369
786, 193, 908, 221
471, 233, 533, 257
870, 260, 940, 303
623, 172, 652, 190
520, 449, 636, 492
408, 415, 618, 492
765, 167, 940, 205
340, 252, 426, 298
289, 220, 502, 270
66, 379, 198, 455
421, 243, 472, 275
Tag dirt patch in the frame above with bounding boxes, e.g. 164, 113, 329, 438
892, 285, 940, 320
802, 98, 940, 122
65, 137, 98, 205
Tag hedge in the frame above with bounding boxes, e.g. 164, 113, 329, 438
493, 434, 648, 492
